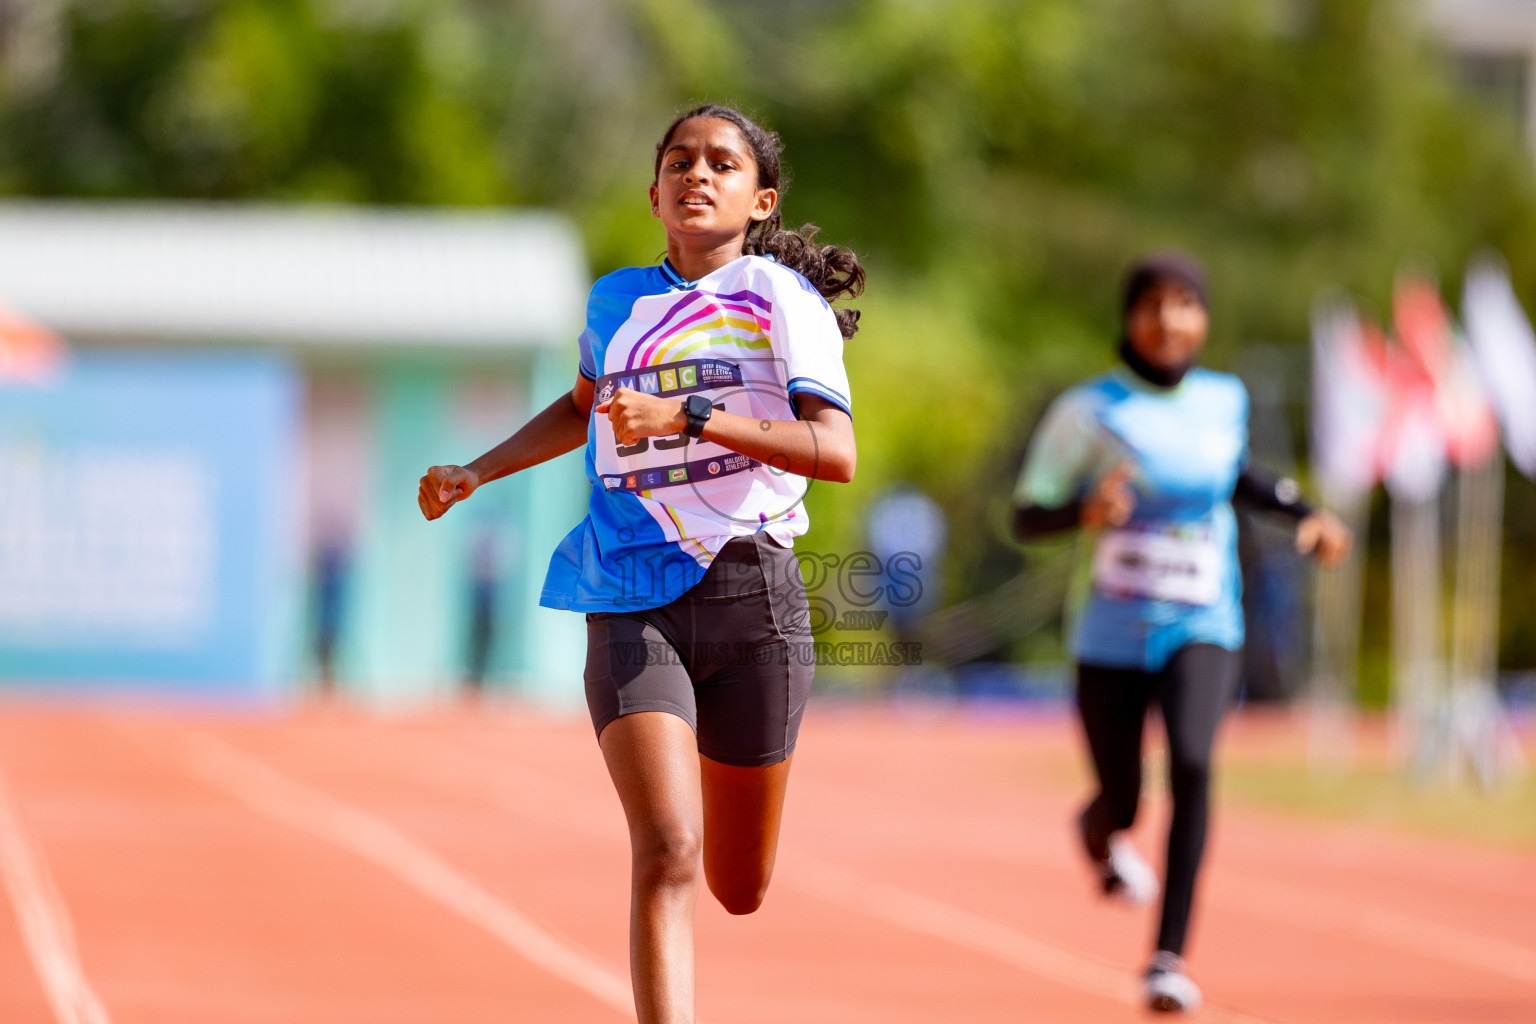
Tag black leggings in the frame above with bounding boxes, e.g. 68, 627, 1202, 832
1076, 643, 1240, 957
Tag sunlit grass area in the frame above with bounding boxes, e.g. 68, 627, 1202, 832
989, 706, 1536, 851
1218, 750, 1536, 851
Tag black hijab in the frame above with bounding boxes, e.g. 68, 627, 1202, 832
1118, 252, 1208, 388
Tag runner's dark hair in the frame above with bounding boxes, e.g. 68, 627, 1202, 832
654, 104, 865, 340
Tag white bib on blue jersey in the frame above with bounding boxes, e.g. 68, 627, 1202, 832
1014, 367, 1249, 671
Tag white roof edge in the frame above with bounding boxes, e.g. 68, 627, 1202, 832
0, 199, 589, 348
1423, 0, 1536, 53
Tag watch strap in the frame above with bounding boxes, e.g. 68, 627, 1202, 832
683, 395, 712, 438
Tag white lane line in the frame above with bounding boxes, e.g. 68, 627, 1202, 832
402, 731, 1277, 1020
807, 780, 1536, 988
1226, 876, 1536, 987
0, 770, 113, 1024
786, 857, 1278, 1024
184, 735, 634, 1018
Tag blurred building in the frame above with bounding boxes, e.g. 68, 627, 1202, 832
1427, 0, 1536, 144
0, 201, 588, 705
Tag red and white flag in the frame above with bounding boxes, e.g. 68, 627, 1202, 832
0, 299, 65, 384
1311, 299, 1389, 498
1393, 273, 1499, 473
1462, 256, 1536, 480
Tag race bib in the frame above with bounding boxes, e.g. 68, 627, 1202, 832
1091, 525, 1221, 606
592, 358, 762, 494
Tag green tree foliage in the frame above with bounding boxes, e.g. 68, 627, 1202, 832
3, 0, 1534, 668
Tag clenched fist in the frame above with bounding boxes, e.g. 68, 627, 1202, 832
595, 389, 687, 447
1295, 509, 1352, 567
1081, 462, 1137, 530
418, 464, 479, 521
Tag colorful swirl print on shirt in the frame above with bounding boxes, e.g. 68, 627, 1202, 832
542, 255, 852, 614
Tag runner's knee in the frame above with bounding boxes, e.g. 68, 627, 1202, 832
1167, 752, 1211, 800
1093, 780, 1141, 832
633, 824, 703, 891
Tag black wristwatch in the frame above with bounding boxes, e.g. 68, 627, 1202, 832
683, 394, 714, 438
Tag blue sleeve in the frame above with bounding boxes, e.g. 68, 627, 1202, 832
1013, 388, 1104, 509
578, 327, 598, 381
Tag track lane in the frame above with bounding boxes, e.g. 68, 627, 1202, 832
0, 708, 630, 1023
220, 707, 1536, 1023
0, 703, 1529, 1024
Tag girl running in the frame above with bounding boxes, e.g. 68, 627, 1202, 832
1012, 253, 1350, 1013
418, 104, 860, 1024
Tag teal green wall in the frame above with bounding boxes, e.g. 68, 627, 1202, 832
505, 348, 588, 705
339, 352, 586, 706
346, 360, 456, 702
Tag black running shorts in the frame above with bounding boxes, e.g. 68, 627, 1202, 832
583, 533, 814, 767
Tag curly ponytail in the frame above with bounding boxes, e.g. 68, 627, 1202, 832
654, 104, 866, 340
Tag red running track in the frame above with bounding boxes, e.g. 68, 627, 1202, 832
0, 701, 1531, 1024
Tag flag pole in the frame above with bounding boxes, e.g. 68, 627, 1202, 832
1455, 255, 1536, 787
1447, 450, 1522, 786
1307, 298, 1383, 774
1308, 483, 1368, 773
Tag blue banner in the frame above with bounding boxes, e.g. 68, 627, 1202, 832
0, 352, 300, 699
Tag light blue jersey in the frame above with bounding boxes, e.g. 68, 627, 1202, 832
541, 255, 851, 613
1014, 367, 1249, 671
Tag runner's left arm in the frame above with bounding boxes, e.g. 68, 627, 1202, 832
1230, 462, 1312, 519
1230, 461, 1352, 566
596, 268, 856, 483
595, 389, 855, 482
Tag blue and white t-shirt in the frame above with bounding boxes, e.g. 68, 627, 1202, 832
1014, 367, 1249, 671
541, 254, 852, 612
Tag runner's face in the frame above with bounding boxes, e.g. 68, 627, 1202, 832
1126, 281, 1208, 371
651, 117, 777, 247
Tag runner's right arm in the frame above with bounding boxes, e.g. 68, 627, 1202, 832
1011, 390, 1132, 540
1015, 463, 1135, 539
418, 373, 595, 521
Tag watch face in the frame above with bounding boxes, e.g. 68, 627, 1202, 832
686, 394, 712, 418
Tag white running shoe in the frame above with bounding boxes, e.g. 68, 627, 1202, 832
1103, 835, 1160, 906
1144, 951, 1202, 1014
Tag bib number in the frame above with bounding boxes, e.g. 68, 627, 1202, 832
1091, 527, 1221, 606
